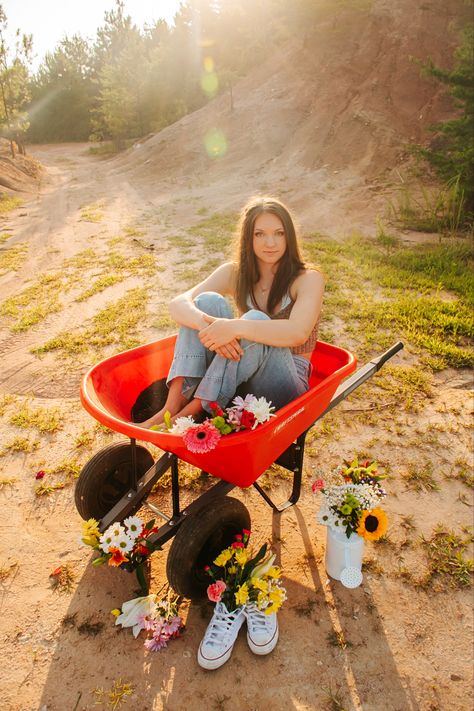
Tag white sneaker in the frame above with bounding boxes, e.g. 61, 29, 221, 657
197, 602, 245, 670
244, 603, 279, 655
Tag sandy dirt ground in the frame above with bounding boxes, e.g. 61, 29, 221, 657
0, 142, 472, 711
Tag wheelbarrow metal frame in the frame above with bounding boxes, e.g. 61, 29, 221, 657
98, 341, 404, 544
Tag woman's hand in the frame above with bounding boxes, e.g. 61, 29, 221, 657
199, 317, 243, 360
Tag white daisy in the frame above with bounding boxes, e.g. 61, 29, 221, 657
232, 394, 256, 410
113, 533, 135, 553
169, 416, 197, 435
124, 515, 143, 540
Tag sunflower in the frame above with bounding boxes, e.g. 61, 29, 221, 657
357, 508, 388, 541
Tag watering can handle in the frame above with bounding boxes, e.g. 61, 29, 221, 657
369, 341, 404, 371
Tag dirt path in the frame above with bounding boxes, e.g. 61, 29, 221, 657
0, 145, 472, 711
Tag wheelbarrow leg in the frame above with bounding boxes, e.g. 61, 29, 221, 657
252, 431, 307, 513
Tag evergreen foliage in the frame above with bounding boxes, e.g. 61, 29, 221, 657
420, 24, 474, 221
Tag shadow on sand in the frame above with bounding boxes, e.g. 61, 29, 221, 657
37, 498, 416, 711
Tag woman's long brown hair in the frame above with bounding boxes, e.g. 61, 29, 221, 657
234, 196, 306, 315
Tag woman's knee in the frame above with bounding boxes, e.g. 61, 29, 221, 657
241, 309, 270, 322
194, 292, 233, 318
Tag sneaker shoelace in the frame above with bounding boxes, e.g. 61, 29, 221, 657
205, 607, 240, 647
246, 604, 270, 633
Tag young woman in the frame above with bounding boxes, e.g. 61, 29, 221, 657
138, 196, 324, 429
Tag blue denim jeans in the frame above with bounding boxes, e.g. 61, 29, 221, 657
166, 292, 311, 413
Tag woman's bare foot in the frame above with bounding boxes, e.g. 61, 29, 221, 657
131, 377, 189, 429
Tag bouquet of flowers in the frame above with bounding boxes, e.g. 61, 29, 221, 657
205, 529, 287, 614
313, 458, 388, 540
153, 394, 275, 454
112, 588, 184, 652
81, 515, 162, 594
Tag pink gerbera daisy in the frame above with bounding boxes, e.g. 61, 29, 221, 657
183, 422, 221, 453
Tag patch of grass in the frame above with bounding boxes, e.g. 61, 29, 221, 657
322, 685, 348, 711
166, 234, 197, 249
80, 203, 103, 222
123, 226, 145, 238
388, 181, 465, 235
153, 310, 176, 330
76, 274, 124, 302
10, 402, 62, 433
351, 295, 473, 369
419, 525, 474, 589
2, 436, 39, 454
104, 252, 156, 277
93, 679, 134, 709
402, 462, 440, 492
454, 459, 474, 488
0, 394, 16, 416
0, 243, 28, 274
49, 458, 82, 479
35, 482, 65, 496
75, 429, 94, 448
0, 231, 13, 244
64, 248, 98, 270
362, 557, 385, 575
0, 272, 64, 332
0, 194, 23, 215
0, 477, 17, 488
33, 287, 148, 358
187, 212, 237, 253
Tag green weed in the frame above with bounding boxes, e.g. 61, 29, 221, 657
48, 458, 82, 479
10, 402, 62, 433
0, 231, 12, 244
76, 274, 124, 301
0, 272, 64, 332
2, 436, 39, 454
80, 203, 103, 222
0, 195, 23, 215
35, 482, 66, 496
0, 243, 27, 274
187, 212, 237, 253
402, 462, 439, 492
75, 430, 94, 448
0, 477, 17, 488
33, 288, 148, 358
388, 179, 466, 235
419, 525, 473, 589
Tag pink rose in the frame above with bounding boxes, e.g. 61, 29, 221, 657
207, 580, 226, 603
311, 479, 325, 493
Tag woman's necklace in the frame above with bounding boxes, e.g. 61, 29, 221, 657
259, 280, 273, 294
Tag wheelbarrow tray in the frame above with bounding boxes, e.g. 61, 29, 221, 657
81, 336, 356, 488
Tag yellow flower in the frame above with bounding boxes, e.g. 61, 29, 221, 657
81, 518, 100, 546
265, 603, 278, 615
213, 548, 233, 567
265, 566, 281, 579
234, 549, 248, 566
111, 608, 121, 617
257, 590, 269, 608
357, 508, 388, 541
228, 565, 237, 574
268, 586, 286, 608
250, 577, 269, 593
235, 583, 249, 606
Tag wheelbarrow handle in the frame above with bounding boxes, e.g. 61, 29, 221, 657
369, 341, 404, 371
314, 340, 404, 421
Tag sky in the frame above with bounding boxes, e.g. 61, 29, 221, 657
2, 0, 183, 68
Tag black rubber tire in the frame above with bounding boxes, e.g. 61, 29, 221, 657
75, 442, 154, 520
166, 496, 251, 600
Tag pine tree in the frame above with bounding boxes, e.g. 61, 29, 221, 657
421, 25, 474, 220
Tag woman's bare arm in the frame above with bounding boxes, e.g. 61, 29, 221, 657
198, 270, 325, 349
168, 262, 235, 330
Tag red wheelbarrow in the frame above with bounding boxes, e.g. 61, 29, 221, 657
76, 337, 403, 598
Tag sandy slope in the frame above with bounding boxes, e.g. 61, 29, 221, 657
0, 137, 471, 711
0, 1, 473, 708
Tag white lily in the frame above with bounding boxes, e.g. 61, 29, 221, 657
115, 595, 157, 638
249, 553, 276, 579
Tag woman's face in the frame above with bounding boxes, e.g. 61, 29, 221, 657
252, 212, 287, 268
